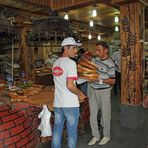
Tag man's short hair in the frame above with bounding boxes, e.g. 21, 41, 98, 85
96, 41, 109, 49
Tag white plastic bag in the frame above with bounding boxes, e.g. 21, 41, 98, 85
38, 105, 52, 137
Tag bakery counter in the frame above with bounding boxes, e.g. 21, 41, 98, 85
8, 86, 54, 110
8, 85, 90, 134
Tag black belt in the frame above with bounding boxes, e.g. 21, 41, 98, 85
91, 86, 111, 90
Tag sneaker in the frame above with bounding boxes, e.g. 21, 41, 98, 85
88, 137, 99, 145
98, 137, 110, 145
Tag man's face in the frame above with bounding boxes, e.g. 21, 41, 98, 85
67, 45, 78, 58
96, 44, 107, 58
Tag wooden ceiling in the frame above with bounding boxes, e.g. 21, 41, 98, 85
58, 3, 119, 37
0, 0, 147, 39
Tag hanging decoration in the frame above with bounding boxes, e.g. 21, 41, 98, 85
28, 13, 75, 45
0, 7, 18, 41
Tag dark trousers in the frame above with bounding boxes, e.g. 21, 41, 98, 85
114, 71, 121, 95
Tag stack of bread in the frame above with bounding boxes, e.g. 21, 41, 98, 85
77, 60, 99, 81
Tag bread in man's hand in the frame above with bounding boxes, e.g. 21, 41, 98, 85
79, 73, 99, 81
79, 60, 98, 70
77, 64, 97, 74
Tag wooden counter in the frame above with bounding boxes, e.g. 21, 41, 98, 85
8, 86, 86, 111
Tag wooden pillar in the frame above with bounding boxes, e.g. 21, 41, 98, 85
20, 26, 34, 80
119, 2, 145, 129
120, 2, 145, 105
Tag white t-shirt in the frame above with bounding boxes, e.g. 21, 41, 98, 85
52, 57, 79, 107
45, 57, 56, 66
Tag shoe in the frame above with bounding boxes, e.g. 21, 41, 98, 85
98, 137, 110, 145
88, 137, 99, 145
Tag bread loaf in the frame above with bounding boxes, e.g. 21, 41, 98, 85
77, 59, 99, 81
77, 64, 97, 74
79, 60, 98, 70
79, 73, 99, 81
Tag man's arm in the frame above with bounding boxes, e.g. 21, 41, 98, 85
66, 79, 86, 101
102, 78, 115, 85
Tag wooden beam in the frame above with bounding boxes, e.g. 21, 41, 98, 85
111, 0, 139, 6
51, 0, 119, 12
22, 0, 51, 7
0, 4, 49, 26
111, 0, 148, 6
139, 0, 148, 7
0, 0, 50, 17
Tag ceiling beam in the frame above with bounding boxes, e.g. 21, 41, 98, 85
51, 0, 119, 12
111, 0, 148, 6
0, 0, 51, 16
139, 0, 148, 7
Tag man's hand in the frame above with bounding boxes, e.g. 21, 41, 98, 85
98, 78, 103, 85
78, 91, 87, 101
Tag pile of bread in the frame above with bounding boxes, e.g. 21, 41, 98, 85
77, 60, 99, 81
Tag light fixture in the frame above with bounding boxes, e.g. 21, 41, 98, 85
97, 34, 101, 40
115, 26, 119, 32
89, 20, 94, 27
64, 14, 69, 20
88, 34, 92, 39
92, 9, 97, 17
114, 16, 119, 23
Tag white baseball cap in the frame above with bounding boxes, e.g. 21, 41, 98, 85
61, 37, 82, 47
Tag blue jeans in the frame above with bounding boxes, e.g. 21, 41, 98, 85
51, 107, 80, 148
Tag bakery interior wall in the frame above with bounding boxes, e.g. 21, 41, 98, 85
0, 30, 118, 81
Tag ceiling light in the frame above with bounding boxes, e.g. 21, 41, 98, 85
64, 14, 69, 20
92, 9, 97, 17
115, 26, 119, 32
114, 16, 119, 23
88, 34, 92, 39
97, 34, 101, 40
89, 20, 94, 27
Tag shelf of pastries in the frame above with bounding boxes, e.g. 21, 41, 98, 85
8, 85, 55, 111
35, 67, 52, 76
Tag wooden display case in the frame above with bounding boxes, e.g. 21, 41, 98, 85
34, 67, 54, 86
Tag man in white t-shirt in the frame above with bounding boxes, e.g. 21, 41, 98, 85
45, 52, 57, 67
51, 37, 86, 148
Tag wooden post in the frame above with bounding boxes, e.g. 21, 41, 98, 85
20, 26, 33, 80
119, 2, 145, 129
120, 2, 145, 105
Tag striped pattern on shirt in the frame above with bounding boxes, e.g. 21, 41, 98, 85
90, 57, 115, 89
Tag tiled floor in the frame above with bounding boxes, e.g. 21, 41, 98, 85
36, 92, 148, 148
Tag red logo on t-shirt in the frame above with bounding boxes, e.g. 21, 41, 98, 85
53, 66, 63, 76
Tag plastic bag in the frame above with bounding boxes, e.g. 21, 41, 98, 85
38, 105, 52, 137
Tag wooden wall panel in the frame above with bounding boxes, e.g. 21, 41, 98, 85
120, 2, 145, 105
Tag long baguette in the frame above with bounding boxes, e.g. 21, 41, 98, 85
78, 76, 95, 81
77, 64, 97, 73
79, 73, 99, 78
79, 60, 98, 70
86, 60, 98, 69
78, 74, 99, 81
